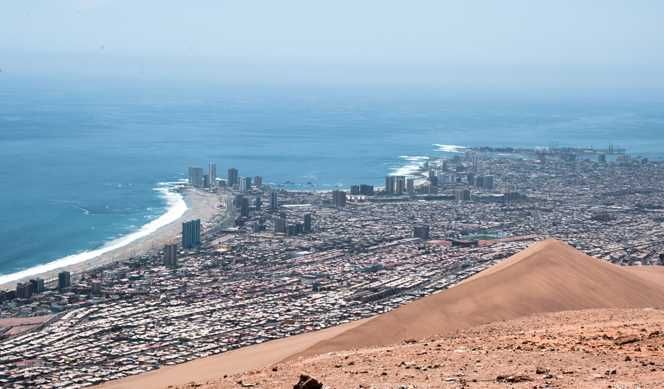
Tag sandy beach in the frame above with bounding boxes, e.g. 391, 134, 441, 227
0, 188, 230, 290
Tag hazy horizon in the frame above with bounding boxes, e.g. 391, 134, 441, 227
2, 1, 664, 90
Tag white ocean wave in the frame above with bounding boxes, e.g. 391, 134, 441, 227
389, 155, 429, 177
434, 144, 467, 153
0, 183, 188, 285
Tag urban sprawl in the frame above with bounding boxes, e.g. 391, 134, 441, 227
2, 146, 664, 388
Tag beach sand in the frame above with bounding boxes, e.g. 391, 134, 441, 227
0, 188, 230, 290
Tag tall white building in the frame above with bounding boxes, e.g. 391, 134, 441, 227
208, 162, 217, 188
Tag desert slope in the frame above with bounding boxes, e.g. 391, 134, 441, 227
216, 308, 664, 389
296, 239, 664, 358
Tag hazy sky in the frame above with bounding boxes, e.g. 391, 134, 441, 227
2, 1, 664, 88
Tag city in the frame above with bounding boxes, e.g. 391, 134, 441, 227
2, 147, 664, 387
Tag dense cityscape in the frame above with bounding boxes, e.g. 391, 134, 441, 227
2, 147, 664, 387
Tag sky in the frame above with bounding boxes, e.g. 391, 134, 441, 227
2, 1, 664, 89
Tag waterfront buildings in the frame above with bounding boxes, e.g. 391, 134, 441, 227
163, 244, 178, 268
208, 162, 217, 188
57, 271, 71, 290
188, 167, 204, 188
360, 184, 375, 196
182, 219, 201, 249
227, 168, 239, 187
254, 176, 262, 188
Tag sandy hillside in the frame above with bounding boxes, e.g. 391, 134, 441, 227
294, 239, 664, 359
211, 308, 664, 388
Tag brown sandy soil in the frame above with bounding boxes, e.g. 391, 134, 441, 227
0, 189, 227, 290
203, 308, 664, 389
100, 319, 369, 389
0, 315, 53, 337
295, 240, 664, 359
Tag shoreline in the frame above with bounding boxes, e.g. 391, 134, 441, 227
0, 187, 227, 290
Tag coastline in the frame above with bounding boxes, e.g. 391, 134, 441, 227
0, 188, 226, 290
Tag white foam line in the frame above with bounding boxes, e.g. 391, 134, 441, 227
0, 183, 188, 285
434, 144, 467, 153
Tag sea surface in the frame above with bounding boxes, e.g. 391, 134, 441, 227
1, 78, 664, 281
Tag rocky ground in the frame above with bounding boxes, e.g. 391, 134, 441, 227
181, 308, 664, 388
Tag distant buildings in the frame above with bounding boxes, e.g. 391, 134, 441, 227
270, 191, 279, 210
413, 225, 430, 240
406, 178, 415, 194
163, 244, 178, 268
188, 167, 204, 188
239, 176, 252, 193
16, 282, 32, 299
475, 175, 495, 190
274, 216, 287, 234
360, 184, 374, 196
239, 197, 250, 217
332, 190, 347, 207
208, 162, 217, 188
455, 188, 471, 201
182, 219, 201, 249
227, 168, 239, 187
303, 213, 313, 233
58, 271, 71, 290
384, 176, 406, 194
351, 184, 375, 196
253, 176, 262, 188
30, 278, 45, 294
384, 176, 395, 194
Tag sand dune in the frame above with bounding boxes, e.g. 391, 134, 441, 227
295, 239, 664, 358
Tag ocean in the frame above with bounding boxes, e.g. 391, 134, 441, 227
2, 78, 664, 281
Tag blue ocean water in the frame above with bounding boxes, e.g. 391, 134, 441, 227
1, 78, 664, 278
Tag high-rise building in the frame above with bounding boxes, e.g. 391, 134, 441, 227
208, 162, 217, 188
413, 225, 430, 240
253, 176, 263, 188
406, 178, 415, 194
240, 197, 250, 217
384, 176, 395, 194
227, 168, 239, 187
29, 278, 45, 294
303, 213, 312, 233
360, 184, 374, 196
274, 216, 287, 234
270, 191, 279, 210
58, 271, 71, 290
16, 282, 32, 299
395, 176, 406, 194
254, 196, 262, 210
164, 243, 178, 268
182, 219, 201, 249
332, 190, 347, 207
455, 189, 471, 201
188, 167, 204, 188
239, 176, 252, 193
350, 185, 361, 195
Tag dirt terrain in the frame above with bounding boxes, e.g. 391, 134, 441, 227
199, 308, 664, 388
